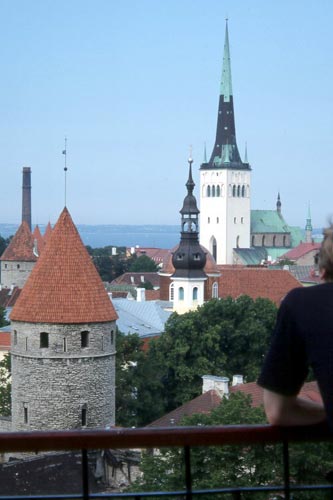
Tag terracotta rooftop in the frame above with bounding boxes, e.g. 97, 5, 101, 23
279, 242, 321, 261
32, 225, 45, 256
217, 266, 301, 305
0, 221, 37, 262
128, 247, 170, 264
0, 286, 21, 308
11, 208, 118, 324
43, 222, 53, 242
148, 381, 322, 427
0, 331, 10, 350
111, 272, 160, 288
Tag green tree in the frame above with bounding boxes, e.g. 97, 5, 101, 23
0, 354, 11, 416
146, 296, 277, 413
131, 393, 333, 499
129, 255, 158, 272
116, 330, 164, 427
0, 234, 12, 257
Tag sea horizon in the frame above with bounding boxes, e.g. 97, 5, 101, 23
0, 223, 181, 249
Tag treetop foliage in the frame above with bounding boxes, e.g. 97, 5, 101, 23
129, 255, 158, 272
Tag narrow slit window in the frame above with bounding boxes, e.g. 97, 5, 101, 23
40, 332, 49, 348
81, 331, 89, 348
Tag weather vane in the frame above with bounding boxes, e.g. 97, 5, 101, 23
189, 144, 193, 163
62, 137, 68, 206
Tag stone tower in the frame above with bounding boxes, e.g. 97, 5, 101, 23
199, 21, 251, 264
22, 167, 32, 231
171, 157, 207, 314
0, 221, 38, 288
10, 207, 118, 431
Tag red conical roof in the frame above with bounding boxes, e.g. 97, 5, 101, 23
0, 221, 37, 262
32, 225, 45, 255
11, 208, 118, 324
43, 221, 53, 243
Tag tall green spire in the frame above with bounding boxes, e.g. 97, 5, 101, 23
305, 203, 313, 232
220, 19, 233, 102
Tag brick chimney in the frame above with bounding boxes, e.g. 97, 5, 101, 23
22, 167, 31, 231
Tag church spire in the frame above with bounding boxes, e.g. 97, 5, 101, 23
203, 20, 248, 170
305, 203, 313, 243
276, 192, 281, 214
220, 19, 233, 101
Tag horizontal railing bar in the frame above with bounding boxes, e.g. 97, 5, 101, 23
0, 422, 331, 453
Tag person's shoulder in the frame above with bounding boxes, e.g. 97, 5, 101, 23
283, 283, 330, 306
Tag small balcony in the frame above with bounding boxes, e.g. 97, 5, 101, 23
1, 423, 333, 499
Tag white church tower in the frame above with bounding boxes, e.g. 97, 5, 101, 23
200, 21, 251, 264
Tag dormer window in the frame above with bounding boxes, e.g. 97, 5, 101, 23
193, 253, 201, 261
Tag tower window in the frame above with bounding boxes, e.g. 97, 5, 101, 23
216, 185, 221, 197
63, 337, 67, 352
232, 185, 236, 197
25, 337, 28, 351
207, 185, 211, 197
23, 403, 29, 424
101, 335, 104, 351
234, 217, 237, 224
179, 287, 184, 301
241, 217, 244, 224
193, 253, 201, 261
237, 185, 241, 197
212, 282, 218, 298
241, 185, 245, 197
17, 264, 20, 269
193, 287, 198, 300
208, 217, 210, 224
40, 332, 49, 348
81, 331, 89, 348
217, 217, 219, 224
236, 235, 240, 248
13, 330, 17, 345
169, 283, 174, 301
212, 185, 216, 197
81, 405, 87, 427
111, 330, 114, 344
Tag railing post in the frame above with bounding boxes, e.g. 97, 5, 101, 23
283, 439, 290, 500
184, 445, 192, 500
82, 448, 90, 500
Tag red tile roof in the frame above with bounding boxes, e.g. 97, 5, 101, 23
111, 272, 160, 288
32, 225, 45, 255
0, 221, 37, 262
129, 247, 170, 264
145, 289, 160, 300
11, 208, 118, 324
148, 389, 222, 427
280, 242, 321, 260
217, 267, 301, 305
148, 381, 322, 427
0, 287, 21, 308
43, 222, 53, 242
0, 331, 11, 350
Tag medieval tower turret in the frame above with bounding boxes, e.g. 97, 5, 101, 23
10, 207, 118, 431
171, 157, 207, 314
199, 21, 251, 264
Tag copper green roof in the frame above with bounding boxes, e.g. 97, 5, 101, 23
233, 247, 267, 265
251, 210, 290, 234
220, 20, 233, 101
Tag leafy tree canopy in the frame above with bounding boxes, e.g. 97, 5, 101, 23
131, 392, 333, 499
146, 296, 277, 413
0, 234, 12, 257
129, 255, 158, 272
0, 354, 11, 417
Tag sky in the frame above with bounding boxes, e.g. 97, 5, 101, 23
1, 0, 333, 228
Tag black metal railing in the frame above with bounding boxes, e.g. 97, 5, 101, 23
0, 423, 333, 499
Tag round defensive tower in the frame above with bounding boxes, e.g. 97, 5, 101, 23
10, 208, 118, 431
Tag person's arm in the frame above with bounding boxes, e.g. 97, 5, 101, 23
263, 388, 326, 426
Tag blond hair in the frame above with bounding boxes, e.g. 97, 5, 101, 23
318, 222, 333, 281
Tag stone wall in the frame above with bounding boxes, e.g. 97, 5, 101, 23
0, 416, 12, 432
11, 320, 116, 431
0, 261, 35, 288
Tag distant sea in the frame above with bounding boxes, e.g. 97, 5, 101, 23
0, 223, 181, 249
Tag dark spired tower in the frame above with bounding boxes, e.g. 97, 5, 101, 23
171, 157, 207, 314
22, 167, 32, 231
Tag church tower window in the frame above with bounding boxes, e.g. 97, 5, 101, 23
169, 282, 174, 301
212, 185, 216, 197
241, 185, 245, 197
193, 287, 198, 300
232, 185, 236, 197
237, 185, 241, 197
81, 404, 87, 427
179, 287, 184, 301
216, 185, 221, 197
207, 185, 211, 197
212, 282, 218, 298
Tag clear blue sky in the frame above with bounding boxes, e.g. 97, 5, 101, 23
1, 0, 333, 228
